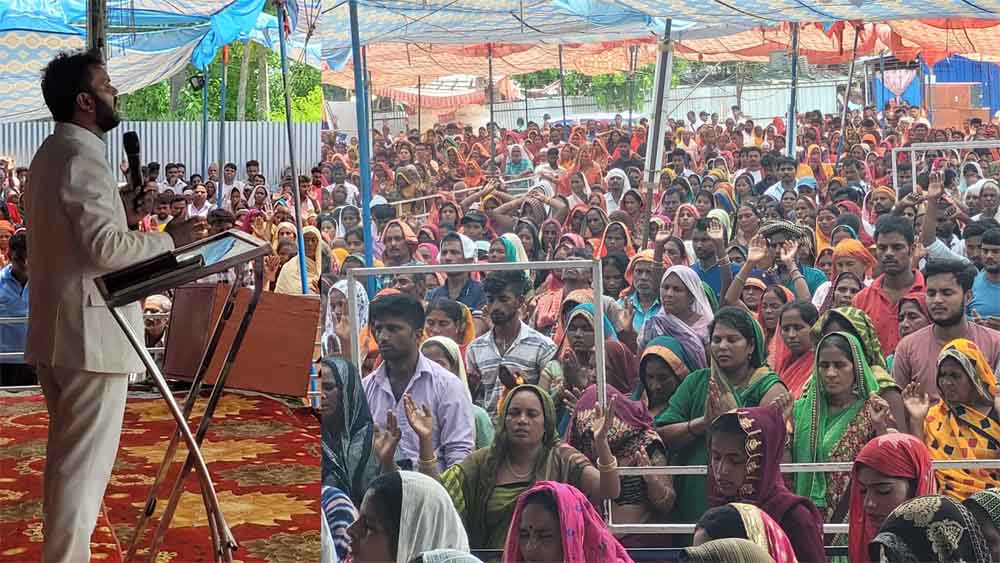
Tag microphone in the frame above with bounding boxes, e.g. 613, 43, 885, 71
122, 131, 148, 218
123, 131, 143, 192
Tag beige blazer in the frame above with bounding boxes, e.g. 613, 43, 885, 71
25, 123, 174, 374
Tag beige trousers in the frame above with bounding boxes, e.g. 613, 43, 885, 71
37, 365, 129, 563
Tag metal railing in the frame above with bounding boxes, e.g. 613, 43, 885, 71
891, 139, 1000, 194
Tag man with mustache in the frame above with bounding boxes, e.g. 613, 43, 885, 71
26, 50, 196, 562
892, 258, 1000, 433
852, 215, 924, 354
466, 270, 557, 417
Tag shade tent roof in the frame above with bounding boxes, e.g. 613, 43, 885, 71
372, 75, 523, 109
320, 19, 1000, 91
0, 0, 321, 121
602, 0, 1000, 24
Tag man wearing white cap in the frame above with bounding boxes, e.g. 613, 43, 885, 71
427, 232, 486, 312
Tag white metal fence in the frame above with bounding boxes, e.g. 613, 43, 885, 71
0, 121, 321, 185
370, 81, 841, 134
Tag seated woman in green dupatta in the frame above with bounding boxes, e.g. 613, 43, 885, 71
790, 331, 894, 544
812, 306, 906, 427
631, 336, 700, 423
656, 306, 791, 529
375, 384, 622, 550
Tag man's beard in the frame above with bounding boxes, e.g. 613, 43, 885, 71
95, 94, 121, 133
932, 308, 964, 328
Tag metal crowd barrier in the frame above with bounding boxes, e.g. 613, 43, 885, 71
891, 139, 1000, 194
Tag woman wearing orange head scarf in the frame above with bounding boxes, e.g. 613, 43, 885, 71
594, 221, 636, 258
810, 238, 876, 310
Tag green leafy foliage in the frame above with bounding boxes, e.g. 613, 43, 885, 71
116, 41, 321, 122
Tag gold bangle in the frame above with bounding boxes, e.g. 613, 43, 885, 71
418, 455, 438, 466
597, 456, 618, 472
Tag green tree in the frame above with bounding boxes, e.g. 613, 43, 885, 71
116, 40, 321, 122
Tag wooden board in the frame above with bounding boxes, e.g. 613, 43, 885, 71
163, 284, 319, 397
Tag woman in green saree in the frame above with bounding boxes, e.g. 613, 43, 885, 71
378, 384, 622, 549
790, 331, 893, 543
656, 306, 791, 528
812, 306, 906, 427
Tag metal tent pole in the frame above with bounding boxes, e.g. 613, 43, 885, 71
201, 70, 209, 177
217, 46, 229, 208
641, 18, 673, 249
488, 43, 497, 173
786, 22, 800, 158
558, 45, 567, 130
276, 1, 307, 296
524, 93, 529, 127
627, 46, 636, 133
417, 76, 422, 133
87, 0, 106, 56
836, 25, 861, 161
349, 0, 375, 283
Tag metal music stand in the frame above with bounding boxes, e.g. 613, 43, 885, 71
94, 230, 270, 563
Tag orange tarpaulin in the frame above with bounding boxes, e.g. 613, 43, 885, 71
323, 20, 1000, 92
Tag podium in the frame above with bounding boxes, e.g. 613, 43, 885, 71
95, 230, 271, 563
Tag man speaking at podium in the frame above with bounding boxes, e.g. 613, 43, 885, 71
26, 50, 195, 562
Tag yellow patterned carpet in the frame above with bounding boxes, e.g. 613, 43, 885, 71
1, 390, 321, 563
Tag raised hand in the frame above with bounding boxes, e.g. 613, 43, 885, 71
403, 393, 434, 441
704, 375, 722, 423
560, 386, 583, 413
926, 174, 944, 202
747, 236, 769, 267
870, 394, 892, 431
902, 381, 930, 422
592, 395, 617, 443
616, 300, 636, 332
654, 229, 672, 248
264, 254, 282, 281
707, 222, 726, 251
779, 239, 800, 267
372, 410, 402, 469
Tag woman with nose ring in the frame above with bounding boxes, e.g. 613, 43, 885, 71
903, 338, 1000, 501
655, 307, 790, 530
707, 406, 825, 562
846, 433, 936, 563
790, 332, 894, 547
376, 384, 621, 550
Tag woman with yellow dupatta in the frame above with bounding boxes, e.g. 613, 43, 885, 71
275, 225, 325, 295
790, 332, 893, 542
904, 338, 1000, 501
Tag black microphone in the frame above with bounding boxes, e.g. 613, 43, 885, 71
123, 131, 143, 192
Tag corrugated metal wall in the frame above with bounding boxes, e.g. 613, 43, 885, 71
1, 121, 321, 184
370, 82, 839, 131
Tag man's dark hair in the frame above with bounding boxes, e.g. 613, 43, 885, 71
695, 505, 749, 543
669, 149, 688, 163
165, 163, 178, 173
344, 226, 365, 241
875, 214, 915, 246
245, 159, 260, 169
982, 228, 1000, 247
147, 161, 161, 172
744, 146, 762, 156
170, 195, 187, 205
923, 258, 977, 292
693, 217, 712, 233
371, 204, 396, 221
8, 231, 26, 262
156, 193, 173, 206
601, 252, 629, 276
41, 49, 105, 122
224, 162, 237, 171
483, 270, 528, 298
207, 208, 235, 226
546, 147, 559, 157
369, 293, 425, 330
965, 219, 1000, 240
778, 156, 797, 169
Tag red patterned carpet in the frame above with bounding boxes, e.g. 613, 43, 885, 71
1, 389, 321, 563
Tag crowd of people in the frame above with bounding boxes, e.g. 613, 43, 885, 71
5, 97, 1000, 561
307, 101, 1000, 563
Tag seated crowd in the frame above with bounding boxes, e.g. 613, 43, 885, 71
309, 104, 1000, 562
5, 102, 1000, 562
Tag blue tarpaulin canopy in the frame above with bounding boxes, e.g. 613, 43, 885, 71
0, 0, 321, 121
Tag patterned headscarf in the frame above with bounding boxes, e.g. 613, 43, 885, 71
870, 496, 991, 563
